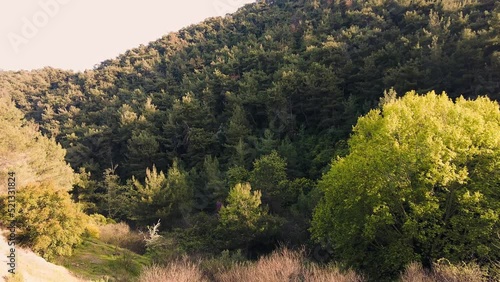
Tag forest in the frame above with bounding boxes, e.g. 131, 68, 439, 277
1, 0, 499, 281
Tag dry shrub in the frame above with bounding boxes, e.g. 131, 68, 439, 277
99, 222, 146, 254
200, 249, 245, 280
215, 248, 301, 282
216, 248, 364, 282
138, 260, 207, 282
304, 264, 364, 282
432, 262, 485, 282
401, 261, 487, 282
400, 262, 433, 282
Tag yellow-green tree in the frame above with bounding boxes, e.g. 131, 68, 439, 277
6, 183, 87, 260
132, 161, 193, 227
219, 183, 265, 249
312, 91, 500, 280
220, 183, 263, 229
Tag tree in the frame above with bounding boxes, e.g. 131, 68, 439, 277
312, 91, 500, 280
225, 104, 251, 148
198, 155, 226, 212
0, 93, 75, 192
132, 160, 192, 227
125, 130, 161, 179
250, 151, 287, 213
131, 165, 169, 226
1, 183, 87, 260
164, 160, 193, 225
220, 183, 263, 229
101, 166, 133, 221
162, 93, 217, 168
219, 183, 265, 250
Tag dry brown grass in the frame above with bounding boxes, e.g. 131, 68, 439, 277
138, 259, 208, 282
303, 264, 364, 282
432, 262, 485, 282
215, 248, 364, 282
138, 248, 363, 282
400, 263, 433, 282
401, 261, 487, 282
98, 222, 146, 254
138, 247, 495, 282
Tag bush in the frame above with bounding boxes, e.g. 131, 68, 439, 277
1, 183, 86, 260
215, 248, 364, 282
82, 214, 101, 239
200, 249, 246, 280
144, 233, 187, 265
98, 222, 146, 254
138, 260, 207, 282
89, 213, 111, 225
401, 261, 488, 282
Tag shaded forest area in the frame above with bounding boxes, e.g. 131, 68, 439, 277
1, 0, 499, 280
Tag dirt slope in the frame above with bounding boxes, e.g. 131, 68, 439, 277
1, 230, 84, 282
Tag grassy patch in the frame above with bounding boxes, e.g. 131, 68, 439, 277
54, 237, 150, 282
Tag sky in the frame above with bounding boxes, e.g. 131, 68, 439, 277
0, 0, 255, 72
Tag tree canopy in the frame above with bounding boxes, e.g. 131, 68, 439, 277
312, 91, 500, 279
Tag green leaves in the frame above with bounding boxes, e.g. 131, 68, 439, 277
250, 151, 287, 213
220, 183, 263, 230
131, 161, 193, 227
1, 183, 87, 261
312, 91, 500, 279
218, 182, 280, 250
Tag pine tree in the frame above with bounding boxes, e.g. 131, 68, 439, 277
250, 151, 287, 213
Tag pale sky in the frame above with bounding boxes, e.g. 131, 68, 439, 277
0, 0, 255, 72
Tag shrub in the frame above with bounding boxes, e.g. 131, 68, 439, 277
89, 213, 110, 225
138, 260, 207, 282
200, 249, 246, 280
303, 264, 365, 282
432, 261, 486, 282
1, 183, 86, 260
82, 214, 101, 239
401, 261, 488, 282
400, 263, 433, 282
144, 234, 186, 265
98, 222, 146, 254
215, 248, 364, 282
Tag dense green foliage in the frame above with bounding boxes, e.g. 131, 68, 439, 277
1, 183, 87, 260
1, 0, 499, 280
312, 91, 500, 279
1, 0, 499, 185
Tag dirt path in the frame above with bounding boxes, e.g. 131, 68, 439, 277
1, 230, 85, 282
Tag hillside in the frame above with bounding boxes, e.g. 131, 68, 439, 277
1, 0, 499, 182
0, 0, 499, 280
